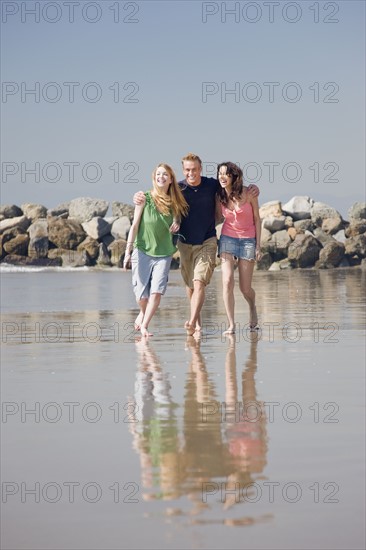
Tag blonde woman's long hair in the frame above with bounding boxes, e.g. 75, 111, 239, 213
151, 163, 189, 219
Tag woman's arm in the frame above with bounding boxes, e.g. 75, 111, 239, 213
133, 191, 147, 206
249, 195, 262, 260
122, 203, 144, 270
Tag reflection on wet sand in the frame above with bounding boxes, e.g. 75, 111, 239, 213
128, 334, 270, 525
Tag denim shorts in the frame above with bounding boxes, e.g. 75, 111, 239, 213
218, 234, 256, 261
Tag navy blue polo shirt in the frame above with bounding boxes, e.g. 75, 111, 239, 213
179, 176, 219, 245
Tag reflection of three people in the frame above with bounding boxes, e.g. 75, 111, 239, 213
127, 335, 268, 512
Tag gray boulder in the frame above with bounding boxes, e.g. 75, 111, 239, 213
338, 257, 350, 267
345, 220, 366, 237
255, 252, 272, 271
48, 218, 86, 249
82, 217, 111, 240
21, 203, 47, 221
61, 250, 90, 268
47, 202, 70, 217
322, 216, 344, 235
333, 230, 346, 243
28, 220, 48, 258
344, 234, 366, 258
278, 258, 293, 269
69, 197, 109, 222
111, 201, 134, 221
311, 202, 342, 227
316, 241, 345, 268
0, 205, 23, 218
0, 215, 31, 234
282, 196, 314, 220
111, 217, 131, 240
288, 234, 321, 267
272, 230, 292, 255
1, 254, 61, 267
313, 227, 335, 247
348, 202, 366, 221
263, 215, 286, 233
294, 219, 314, 232
284, 216, 294, 228
3, 234, 30, 256
268, 262, 281, 271
97, 243, 111, 266
260, 227, 272, 245
48, 248, 90, 267
100, 234, 115, 248
108, 239, 127, 266
77, 237, 100, 261
259, 200, 283, 219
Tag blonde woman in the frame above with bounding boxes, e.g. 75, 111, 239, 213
123, 164, 189, 337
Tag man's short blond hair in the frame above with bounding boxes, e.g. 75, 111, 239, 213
181, 153, 202, 166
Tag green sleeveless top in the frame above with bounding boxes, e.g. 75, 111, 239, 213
135, 192, 176, 257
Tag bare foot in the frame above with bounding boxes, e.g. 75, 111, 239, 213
223, 328, 236, 335
249, 306, 258, 330
184, 321, 195, 336
140, 326, 152, 337
134, 311, 144, 331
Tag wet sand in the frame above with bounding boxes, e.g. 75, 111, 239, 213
1, 267, 365, 549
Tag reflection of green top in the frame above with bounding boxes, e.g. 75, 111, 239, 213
135, 192, 176, 257
147, 417, 179, 467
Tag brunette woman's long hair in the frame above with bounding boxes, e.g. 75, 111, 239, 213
217, 162, 244, 207
151, 163, 189, 219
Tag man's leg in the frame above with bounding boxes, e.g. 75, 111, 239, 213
185, 279, 206, 335
185, 238, 217, 334
185, 286, 202, 332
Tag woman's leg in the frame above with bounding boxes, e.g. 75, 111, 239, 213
221, 252, 236, 333
135, 299, 148, 330
139, 255, 171, 337
238, 260, 257, 328
140, 293, 162, 337
132, 250, 150, 330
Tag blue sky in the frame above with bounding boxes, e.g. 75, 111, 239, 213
1, 0, 365, 218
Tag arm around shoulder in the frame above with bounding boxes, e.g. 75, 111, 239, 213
247, 184, 260, 198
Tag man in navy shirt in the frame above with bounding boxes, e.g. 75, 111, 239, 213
134, 153, 259, 336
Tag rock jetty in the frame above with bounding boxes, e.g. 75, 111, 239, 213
0, 196, 365, 270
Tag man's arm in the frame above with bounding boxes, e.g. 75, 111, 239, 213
247, 184, 260, 198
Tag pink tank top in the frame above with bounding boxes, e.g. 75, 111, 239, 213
221, 201, 256, 238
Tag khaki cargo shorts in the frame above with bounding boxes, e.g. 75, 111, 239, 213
178, 237, 217, 289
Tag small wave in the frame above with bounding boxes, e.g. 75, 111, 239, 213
0, 265, 93, 273
0, 264, 123, 273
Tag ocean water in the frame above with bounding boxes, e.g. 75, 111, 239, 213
1, 265, 365, 549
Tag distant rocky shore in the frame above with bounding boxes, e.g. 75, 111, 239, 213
0, 196, 365, 270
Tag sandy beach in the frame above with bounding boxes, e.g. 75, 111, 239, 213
1, 266, 365, 549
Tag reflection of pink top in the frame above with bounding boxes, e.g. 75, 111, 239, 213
221, 201, 256, 238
